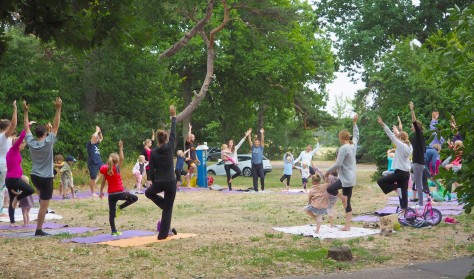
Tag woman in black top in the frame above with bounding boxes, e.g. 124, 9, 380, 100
145, 105, 177, 240
184, 123, 200, 187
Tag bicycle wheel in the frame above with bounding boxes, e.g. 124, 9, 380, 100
404, 208, 417, 220
424, 208, 442, 226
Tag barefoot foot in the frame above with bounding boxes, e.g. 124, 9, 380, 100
340, 226, 351, 231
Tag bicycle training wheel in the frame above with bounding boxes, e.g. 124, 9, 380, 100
424, 208, 442, 226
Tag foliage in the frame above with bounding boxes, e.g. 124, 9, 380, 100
426, 4, 474, 213
315, 0, 472, 72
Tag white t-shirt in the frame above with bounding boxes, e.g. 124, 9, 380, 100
0, 132, 13, 168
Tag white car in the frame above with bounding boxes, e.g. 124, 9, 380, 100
206, 154, 272, 177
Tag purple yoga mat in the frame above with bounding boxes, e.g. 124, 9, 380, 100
63, 230, 156, 244
34, 191, 107, 202
352, 215, 379, 222
0, 222, 67, 231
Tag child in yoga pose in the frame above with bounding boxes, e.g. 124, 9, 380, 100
99, 141, 138, 236
304, 173, 329, 234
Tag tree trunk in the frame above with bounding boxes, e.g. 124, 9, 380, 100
181, 76, 193, 148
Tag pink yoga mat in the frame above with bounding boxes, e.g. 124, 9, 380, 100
0, 226, 99, 237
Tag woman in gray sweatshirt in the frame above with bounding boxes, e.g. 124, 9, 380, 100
326, 114, 359, 231
376, 116, 413, 214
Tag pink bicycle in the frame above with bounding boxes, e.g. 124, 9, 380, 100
404, 198, 442, 226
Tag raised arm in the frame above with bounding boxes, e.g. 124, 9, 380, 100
409, 102, 416, 123
51, 97, 62, 135
151, 129, 155, 142
260, 128, 265, 147
90, 126, 101, 144
4, 100, 17, 138
118, 140, 124, 169
352, 113, 359, 145
23, 101, 30, 134
187, 123, 192, 142
236, 129, 251, 151
247, 128, 253, 148
378, 117, 402, 147
311, 138, 320, 156
397, 116, 403, 131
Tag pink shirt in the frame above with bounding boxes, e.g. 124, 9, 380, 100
6, 130, 26, 178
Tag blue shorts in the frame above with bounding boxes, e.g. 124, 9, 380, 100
88, 164, 102, 179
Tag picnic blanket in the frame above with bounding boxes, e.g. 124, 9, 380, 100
273, 224, 380, 239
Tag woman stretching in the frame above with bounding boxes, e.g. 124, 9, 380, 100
325, 114, 359, 231
377, 116, 412, 215
99, 141, 138, 236
6, 103, 34, 226
223, 130, 250, 191
145, 105, 178, 240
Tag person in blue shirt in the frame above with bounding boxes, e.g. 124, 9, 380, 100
86, 126, 103, 197
280, 152, 294, 191
247, 128, 265, 192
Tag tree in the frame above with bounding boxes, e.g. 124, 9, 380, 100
426, 4, 474, 214
315, 0, 472, 73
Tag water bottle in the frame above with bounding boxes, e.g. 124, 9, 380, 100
157, 220, 161, 232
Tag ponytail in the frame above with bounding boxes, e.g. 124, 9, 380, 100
107, 153, 119, 176
398, 131, 411, 146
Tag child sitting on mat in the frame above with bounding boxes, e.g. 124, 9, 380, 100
99, 141, 138, 236
303, 173, 329, 234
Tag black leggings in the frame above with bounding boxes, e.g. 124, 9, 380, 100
252, 163, 265, 191
145, 180, 176, 239
5, 177, 35, 224
108, 192, 138, 232
327, 179, 353, 213
224, 164, 241, 190
377, 169, 409, 210
280, 174, 291, 186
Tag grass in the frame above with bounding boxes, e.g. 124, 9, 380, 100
0, 160, 472, 278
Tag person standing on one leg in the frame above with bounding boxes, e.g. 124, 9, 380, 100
5, 102, 35, 227
86, 126, 103, 197
409, 102, 429, 206
185, 124, 199, 188
294, 139, 320, 177
376, 116, 412, 215
247, 128, 265, 192
224, 131, 249, 191
0, 101, 18, 215
141, 130, 155, 189
99, 141, 138, 236
325, 114, 359, 231
24, 98, 62, 236
280, 152, 294, 191
145, 105, 178, 240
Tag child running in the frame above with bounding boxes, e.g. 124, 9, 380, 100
60, 156, 77, 199
99, 141, 138, 236
280, 152, 294, 191
304, 173, 329, 234
132, 155, 148, 194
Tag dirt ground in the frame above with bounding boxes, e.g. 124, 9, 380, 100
0, 161, 472, 279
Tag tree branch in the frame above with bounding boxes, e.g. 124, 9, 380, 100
209, 0, 230, 47
159, 1, 215, 60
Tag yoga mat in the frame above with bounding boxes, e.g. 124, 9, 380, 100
375, 206, 464, 217
281, 189, 306, 194
0, 222, 67, 230
63, 230, 156, 244
352, 215, 380, 222
0, 227, 99, 237
99, 233, 197, 247
273, 224, 380, 239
